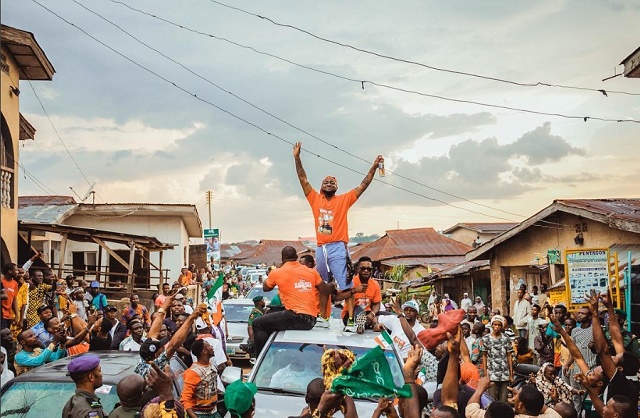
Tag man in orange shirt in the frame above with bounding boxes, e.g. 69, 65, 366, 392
251, 246, 332, 355
1, 263, 20, 330
178, 267, 193, 286
340, 256, 382, 334
293, 142, 383, 332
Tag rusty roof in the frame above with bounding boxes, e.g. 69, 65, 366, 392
231, 239, 310, 265
350, 227, 472, 262
19, 195, 78, 206
380, 256, 467, 268
467, 198, 640, 261
442, 222, 519, 234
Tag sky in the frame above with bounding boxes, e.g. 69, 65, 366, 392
3, 0, 640, 243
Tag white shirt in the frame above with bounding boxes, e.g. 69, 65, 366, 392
378, 315, 411, 359
120, 336, 146, 352
460, 298, 473, 311
269, 364, 320, 389
412, 320, 426, 335
512, 298, 531, 330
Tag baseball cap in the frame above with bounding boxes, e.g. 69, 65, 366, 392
195, 317, 209, 331
67, 354, 100, 375
105, 305, 118, 312
224, 380, 257, 416
37, 305, 53, 315
252, 296, 264, 303
174, 293, 185, 300
401, 300, 420, 314
139, 337, 170, 362
72, 287, 84, 294
90, 281, 100, 288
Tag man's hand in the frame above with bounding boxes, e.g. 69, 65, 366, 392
447, 327, 461, 355
293, 142, 302, 158
601, 290, 614, 310
374, 155, 384, 167
585, 290, 600, 315
551, 316, 564, 334
67, 302, 78, 314
147, 363, 175, 401
550, 387, 558, 402
477, 375, 492, 391
353, 284, 367, 294
316, 390, 344, 415
403, 344, 423, 376
193, 304, 208, 317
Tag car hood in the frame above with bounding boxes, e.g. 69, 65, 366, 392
254, 391, 379, 417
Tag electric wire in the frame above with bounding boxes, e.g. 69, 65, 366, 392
206, 0, 640, 97
26, 80, 107, 203
107, 0, 639, 124
32, 0, 534, 224
75, 0, 530, 220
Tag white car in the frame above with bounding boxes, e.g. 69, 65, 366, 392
247, 319, 426, 417
223, 298, 256, 360
245, 285, 279, 304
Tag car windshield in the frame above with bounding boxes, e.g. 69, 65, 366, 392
246, 286, 278, 303
224, 303, 255, 323
1, 381, 120, 417
253, 341, 404, 395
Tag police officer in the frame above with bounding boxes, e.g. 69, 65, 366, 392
62, 354, 106, 418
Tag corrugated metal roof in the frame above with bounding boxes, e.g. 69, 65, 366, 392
381, 256, 467, 268
350, 227, 472, 262
231, 240, 309, 265
18, 204, 77, 224
19, 195, 77, 206
557, 199, 640, 223
443, 222, 518, 234
432, 259, 490, 278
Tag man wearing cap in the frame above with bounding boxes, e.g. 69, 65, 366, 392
30, 304, 54, 343
71, 287, 88, 321
246, 296, 265, 352
62, 354, 106, 418
134, 291, 206, 379
224, 380, 257, 418
293, 142, 384, 332
402, 299, 426, 335
460, 292, 473, 312
105, 305, 127, 350
339, 256, 381, 334
89, 282, 108, 311
480, 315, 514, 402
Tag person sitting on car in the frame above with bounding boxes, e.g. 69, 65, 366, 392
134, 292, 206, 379
14, 327, 66, 375
252, 246, 333, 356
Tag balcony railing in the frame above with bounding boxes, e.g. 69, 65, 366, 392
1, 166, 13, 209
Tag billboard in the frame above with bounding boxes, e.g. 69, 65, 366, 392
565, 248, 610, 305
204, 228, 220, 262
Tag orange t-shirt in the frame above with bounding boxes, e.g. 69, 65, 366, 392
265, 261, 322, 316
341, 275, 382, 319
179, 271, 193, 286
306, 189, 357, 245
1, 278, 19, 319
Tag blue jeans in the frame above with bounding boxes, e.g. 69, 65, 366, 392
315, 242, 352, 290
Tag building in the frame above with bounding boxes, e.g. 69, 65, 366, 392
443, 222, 518, 248
230, 239, 309, 266
18, 197, 202, 286
620, 46, 640, 78
466, 198, 640, 331
1, 25, 54, 265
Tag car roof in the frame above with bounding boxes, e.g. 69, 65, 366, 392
223, 298, 255, 306
273, 319, 384, 348
8, 351, 140, 385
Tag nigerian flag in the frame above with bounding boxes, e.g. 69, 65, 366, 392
206, 272, 224, 314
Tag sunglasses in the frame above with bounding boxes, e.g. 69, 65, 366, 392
359, 267, 373, 271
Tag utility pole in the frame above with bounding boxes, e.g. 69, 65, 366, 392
206, 190, 212, 230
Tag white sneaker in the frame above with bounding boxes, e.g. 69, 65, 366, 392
315, 316, 330, 328
344, 320, 357, 333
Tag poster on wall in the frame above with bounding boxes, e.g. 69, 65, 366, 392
204, 228, 220, 263
565, 249, 610, 305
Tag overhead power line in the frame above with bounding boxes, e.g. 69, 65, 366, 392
74, 0, 527, 220
108, 0, 639, 124
32, 0, 534, 224
206, 0, 640, 97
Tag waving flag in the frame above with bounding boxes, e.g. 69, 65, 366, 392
207, 272, 224, 325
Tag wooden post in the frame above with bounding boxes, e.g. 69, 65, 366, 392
96, 243, 102, 281
159, 251, 164, 287
128, 242, 136, 293
58, 233, 68, 279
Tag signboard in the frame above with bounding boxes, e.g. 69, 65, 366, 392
204, 228, 220, 262
547, 249, 561, 264
565, 248, 610, 305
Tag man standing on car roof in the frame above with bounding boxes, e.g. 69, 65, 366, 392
293, 142, 383, 332
62, 354, 106, 418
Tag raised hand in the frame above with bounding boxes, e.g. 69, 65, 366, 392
600, 290, 613, 309
404, 344, 423, 375
293, 142, 302, 158
447, 327, 461, 355
585, 290, 600, 314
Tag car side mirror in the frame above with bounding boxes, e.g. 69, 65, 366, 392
221, 366, 243, 386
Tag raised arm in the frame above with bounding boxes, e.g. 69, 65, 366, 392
398, 316, 419, 347
442, 328, 461, 405
586, 291, 617, 379
293, 142, 313, 196
165, 305, 207, 359
601, 290, 624, 354
551, 317, 590, 375
148, 292, 176, 339
354, 155, 383, 199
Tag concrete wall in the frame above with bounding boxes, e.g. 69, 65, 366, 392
449, 228, 498, 247
489, 212, 640, 314
0, 46, 21, 263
